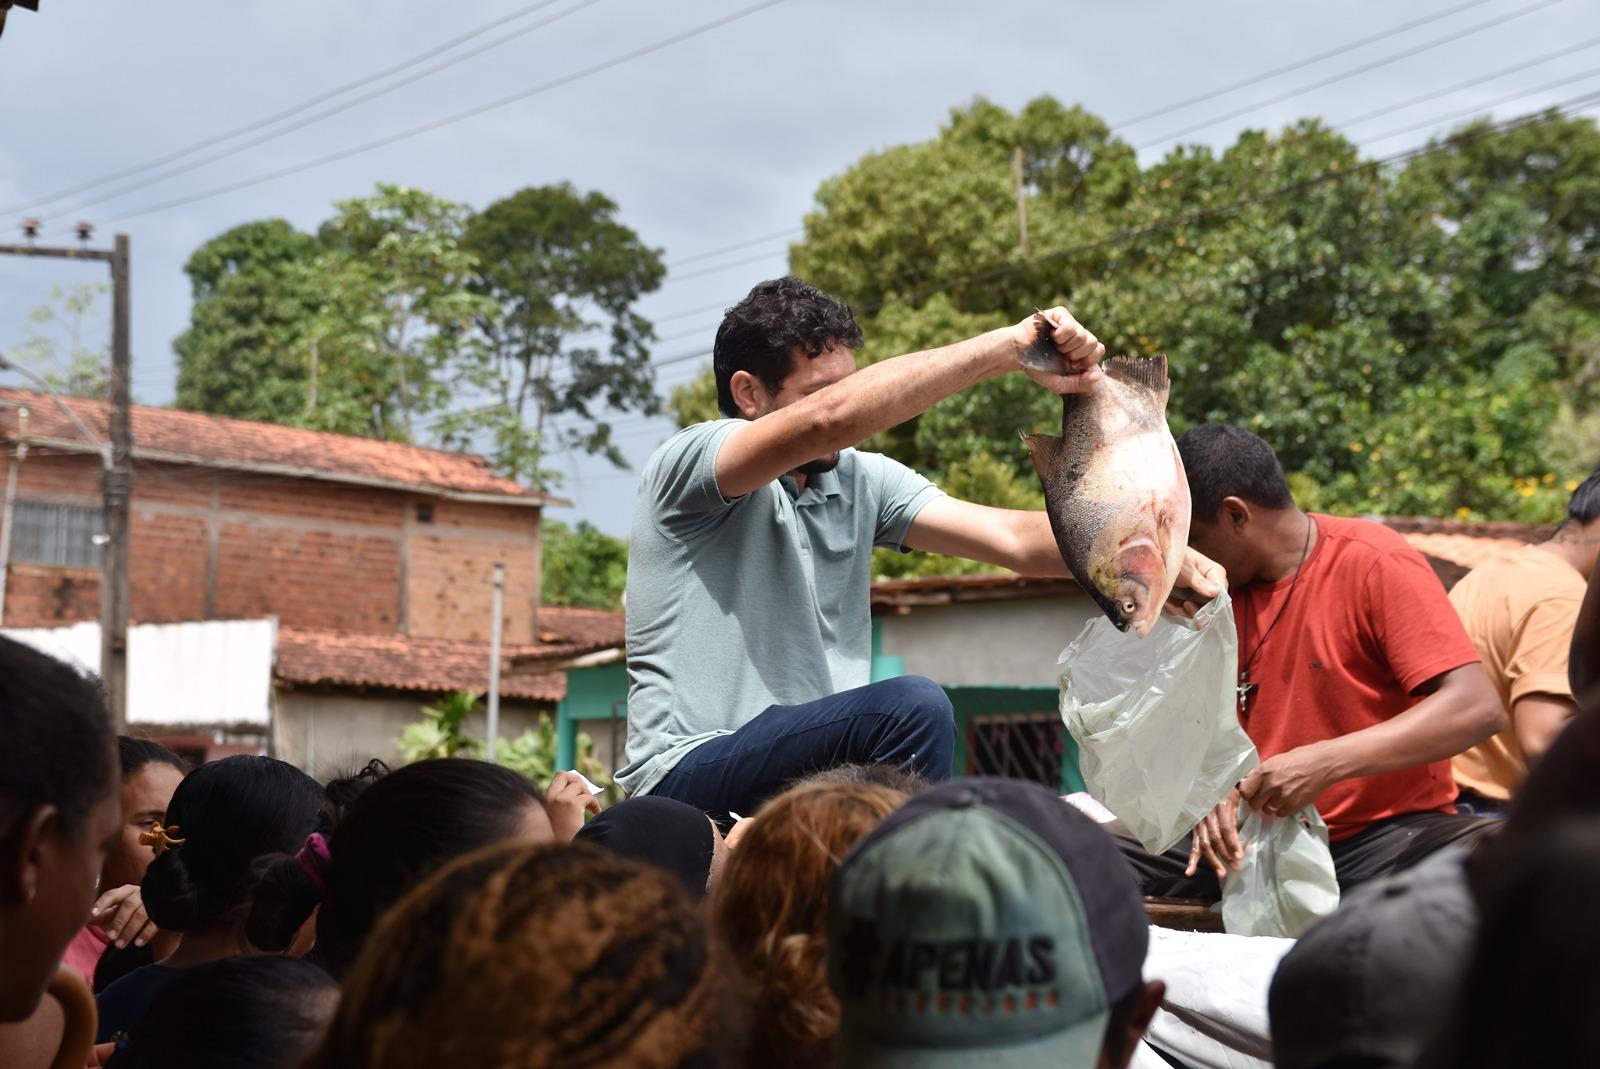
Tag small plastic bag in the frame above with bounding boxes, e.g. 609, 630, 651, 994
1058, 591, 1257, 855
1221, 807, 1340, 939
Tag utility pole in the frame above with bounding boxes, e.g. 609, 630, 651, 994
307, 335, 319, 413
0, 224, 132, 730
1012, 146, 1030, 259
102, 234, 132, 733
486, 562, 504, 760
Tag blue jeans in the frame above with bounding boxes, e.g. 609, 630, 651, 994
650, 676, 955, 816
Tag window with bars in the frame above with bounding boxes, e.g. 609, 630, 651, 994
8, 501, 104, 568
966, 711, 1069, 791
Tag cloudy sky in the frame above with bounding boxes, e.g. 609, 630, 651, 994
2, 0, 1596, 534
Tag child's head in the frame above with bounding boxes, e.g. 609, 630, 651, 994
140, 756, 322, 940
247, 758, 550, 975
102, 738, 190, 890
303, 841, 742, 1069
109, 955, 337, 1068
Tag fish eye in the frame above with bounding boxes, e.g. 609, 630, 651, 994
1121, 600, 1136, 613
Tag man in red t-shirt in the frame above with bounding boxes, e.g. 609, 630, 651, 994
1120, 424, 1505, 899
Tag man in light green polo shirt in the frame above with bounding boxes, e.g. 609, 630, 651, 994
620, 277, 1222, 815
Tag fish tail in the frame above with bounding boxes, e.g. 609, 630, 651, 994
1017, 310, 1071, 374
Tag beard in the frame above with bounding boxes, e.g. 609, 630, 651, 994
796, 452, 840, 477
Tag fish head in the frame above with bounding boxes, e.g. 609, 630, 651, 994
1087, 536, 1168, 637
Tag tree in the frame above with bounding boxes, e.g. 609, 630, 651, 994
173, 182, 663, 485
313, 184, 495, 441
175, 220, 335, 427
5, 283, 111, 398
449, 184, 666, 487
541, 519, 628, 610
755, 99, 1600, 531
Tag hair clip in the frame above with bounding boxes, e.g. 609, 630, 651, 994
295, 832, 333, 902
139, 822, 186, 856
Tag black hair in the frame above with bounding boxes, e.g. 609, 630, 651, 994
1417, 818, 1600, 1069
244, 760, 386, 954
107, 955, 336, 1069
1176, 423, 1294, 523
246, 758, 543, 976
713, 276, 864, 418
140, 755, 322, 934
1563, 461, 1600, 527
117, 737, 190, 780
0, 636, 115, 840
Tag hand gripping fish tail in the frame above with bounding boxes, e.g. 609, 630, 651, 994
1025, 315, 1191, 637
1016, 308, 1075, 373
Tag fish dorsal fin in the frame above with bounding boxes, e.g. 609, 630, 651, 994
1022, 432, 1062, 483
1102, 354, 1170, 396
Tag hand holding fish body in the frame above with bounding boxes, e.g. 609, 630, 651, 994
1021, 314, 1191, 636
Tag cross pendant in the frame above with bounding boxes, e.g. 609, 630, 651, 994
1237, 677, 1257, 712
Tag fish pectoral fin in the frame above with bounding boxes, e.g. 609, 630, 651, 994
1023, 433, 1063, 482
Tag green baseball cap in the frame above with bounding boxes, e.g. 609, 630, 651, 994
827, 777, 1148, 1068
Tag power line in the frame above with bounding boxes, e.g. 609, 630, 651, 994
664, 226, 802, 269
1136, 0, 1565, 149
1108, 0, 1499, 129
100, 0, 791, 224
2, 0, 596, 217
60, 0, 605, 218
1331, 34, 1600, 131
661, 247, 790, 285
632, 2, 1573, 335
1358, 64, 1600, 143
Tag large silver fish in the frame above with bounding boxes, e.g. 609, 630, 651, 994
1022, 316, 1191, 636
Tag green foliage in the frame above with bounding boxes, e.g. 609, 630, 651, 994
780, 100, 1600, 527
5, 283, 112, 399
667, 364, 720, 428
541, 519, 628, 610
447, 184, 666, 487
397, 690, 484, 761
396, 690, 609, 791
174, 183, 663, 489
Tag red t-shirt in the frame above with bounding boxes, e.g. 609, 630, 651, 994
1234, 514, 1481, 841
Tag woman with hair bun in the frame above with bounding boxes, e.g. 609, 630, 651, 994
245, 757, 552, 977
710, 777, 909, 1069
94, 755, 322, 1045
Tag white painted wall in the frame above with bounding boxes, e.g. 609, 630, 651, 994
274, 690, 554, 779
879, 596, 1097, 688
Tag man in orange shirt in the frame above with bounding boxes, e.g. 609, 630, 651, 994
1449, 467, 1600, 810
1120, 424, 1504, 899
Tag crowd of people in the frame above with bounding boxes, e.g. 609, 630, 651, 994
0, 533, 1594, 1066
1, 277, 1597, 1067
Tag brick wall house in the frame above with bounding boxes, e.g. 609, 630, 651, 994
0, 388, 623, 773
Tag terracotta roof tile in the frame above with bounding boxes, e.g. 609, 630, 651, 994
0, 388, 556, 503
274, 627, 567, 701
535, 606, 625, 650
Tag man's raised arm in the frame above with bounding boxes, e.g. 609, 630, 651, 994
713, 308, 1104, 498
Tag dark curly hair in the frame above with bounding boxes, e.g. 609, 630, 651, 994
301, 842, 746, 1069
713, 276, 864, 418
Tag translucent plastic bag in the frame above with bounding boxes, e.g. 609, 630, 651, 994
1058, 591, 1256, 854
1221, 807, 1340, 939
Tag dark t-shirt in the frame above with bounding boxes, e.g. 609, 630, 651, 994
95, 963, 180, 1044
